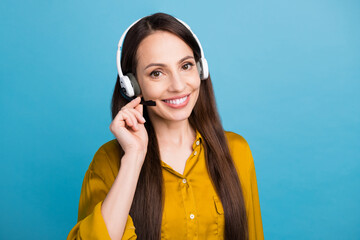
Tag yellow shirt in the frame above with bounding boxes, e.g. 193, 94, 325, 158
67, 131, 264, 239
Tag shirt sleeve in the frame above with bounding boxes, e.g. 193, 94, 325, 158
246, 144, 264, 240
67, 146, 137, 240
225, 131, 264, 240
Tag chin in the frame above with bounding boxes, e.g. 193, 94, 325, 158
168, 112, 193, 122
149, 104, 194, 123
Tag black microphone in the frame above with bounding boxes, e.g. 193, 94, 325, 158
140, 99, 156, 106
120, 88, 156, 106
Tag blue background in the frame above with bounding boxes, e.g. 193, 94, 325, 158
1, 0, 359, 239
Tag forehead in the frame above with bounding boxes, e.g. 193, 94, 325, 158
136, 30, 194, 66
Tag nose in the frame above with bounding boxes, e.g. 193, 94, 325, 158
168, 71, 186, 92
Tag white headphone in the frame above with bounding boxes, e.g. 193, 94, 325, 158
116, 16, 209, 98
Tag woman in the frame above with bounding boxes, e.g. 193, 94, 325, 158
67, 12, 263, 240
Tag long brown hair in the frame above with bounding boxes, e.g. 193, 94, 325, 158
111, 12, 248, 240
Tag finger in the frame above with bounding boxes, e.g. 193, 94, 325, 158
113, 106, 132, 124
122, 96, 141, 110
123, 109, 139, 131
114, 96, 140, 123
129, 108, 146, 123
134, 102, 143, 116
121, 111, 134, 127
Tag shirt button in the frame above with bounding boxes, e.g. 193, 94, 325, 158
196, 140, 200, 146
182, 178, 187, 184
190, 214, 195, 219
193, 151, 197, 156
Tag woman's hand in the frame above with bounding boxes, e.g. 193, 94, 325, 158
110, 97, 148, 166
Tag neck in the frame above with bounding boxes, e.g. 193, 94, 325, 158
149, 115, 196, 147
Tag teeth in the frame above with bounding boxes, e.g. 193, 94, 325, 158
164, 96, 188, 105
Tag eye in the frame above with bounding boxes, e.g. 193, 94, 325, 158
150, 70, 162, 78
182, 62, 194, 70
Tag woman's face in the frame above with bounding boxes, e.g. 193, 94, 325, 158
135, 30, 201, 124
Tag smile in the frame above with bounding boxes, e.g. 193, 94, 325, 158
161, 94, 190, 108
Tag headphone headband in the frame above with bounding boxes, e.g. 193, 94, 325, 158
116, 18, 142, 78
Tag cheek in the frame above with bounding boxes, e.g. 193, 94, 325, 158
192, 77, 201, 91
189, 71, 201, 88
140, 83, 161, 99
196, 79, 201, 89
191, 80, 201, 103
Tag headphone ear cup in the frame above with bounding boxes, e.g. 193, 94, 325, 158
196, 58, 209, 80
127, 73, 141, 96
120, 75, 135, 97
199, 58, 209, 80
196, 61, 203, 78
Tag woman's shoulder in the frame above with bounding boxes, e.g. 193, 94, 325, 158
88, 139, 122, 178
224, 131, 251, 156
224, 131, 254, 174
224, 131, 249, 149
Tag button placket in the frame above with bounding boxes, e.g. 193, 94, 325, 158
180, 177, 198, 239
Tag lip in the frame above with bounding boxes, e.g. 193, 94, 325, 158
162, 93, 190, 101
161, 94, 191, 109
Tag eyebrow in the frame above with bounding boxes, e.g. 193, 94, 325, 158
144, 55, 194, 70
